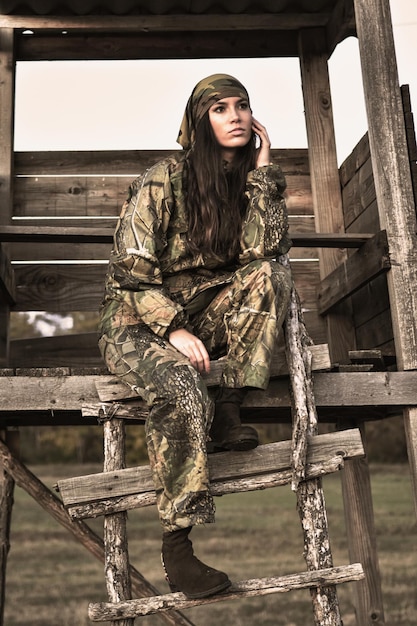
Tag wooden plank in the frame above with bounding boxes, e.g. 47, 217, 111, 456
1, 371, 417, 416
14, 149, 309, 176
1, 14, 330, 32
299, 28, 356, 364
339, 132, 370, 188
14, 175, 127, 218
9, 333, 102, 369
16, 31, 299, 62
11, 263, 107, 312
88, 564, 365, 622
317, 230, 390, 314
1, 224, 371, 248
58, 429, 364, 508
341, 156, 377, 230
355, 309, 394, 354
94, 343, 331, 403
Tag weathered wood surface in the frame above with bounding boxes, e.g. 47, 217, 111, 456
0, 429, 18, 626
1, 371, 417, 418
0, 28, 14, 226
1, 14, 331, 32
57, 429, 364, 516
0, 437, 194, 626
66, 455, 347, 520
299, 27, 355, 370
355, 0, 417, 578
16, 31, 300, 62
317, 230, 390, 314
341, 430, 385, 625
103, 419, 133, 626
95, 343, 330, 402
88, 563, 365, 622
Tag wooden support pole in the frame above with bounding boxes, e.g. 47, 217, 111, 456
0, 429, 19, 626
340, 423, 385, 624
103, 418, 133, 626
298, 27, 356, 365
353, 0, 417, 522
0, 437, 195, 626
0, 29, 15, 366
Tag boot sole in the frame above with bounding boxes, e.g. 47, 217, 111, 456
172, 578, 232, 599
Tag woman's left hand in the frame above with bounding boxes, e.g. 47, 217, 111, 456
252, 118, 271, 168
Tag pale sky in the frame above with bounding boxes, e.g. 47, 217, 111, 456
13, 0, 417, 165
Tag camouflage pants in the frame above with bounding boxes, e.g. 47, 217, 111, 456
98, 259, 292, 531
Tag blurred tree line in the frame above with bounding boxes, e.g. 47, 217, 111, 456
10, 312, 409, 466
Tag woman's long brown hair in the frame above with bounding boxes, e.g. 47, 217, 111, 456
184, 113, 257, 258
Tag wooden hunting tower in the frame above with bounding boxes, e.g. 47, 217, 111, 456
1, 1, 417, 625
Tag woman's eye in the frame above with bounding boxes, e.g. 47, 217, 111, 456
213, 106, 224, 113
239, 102, 249, 110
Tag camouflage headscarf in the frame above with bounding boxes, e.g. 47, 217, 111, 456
177, 74, 250, 149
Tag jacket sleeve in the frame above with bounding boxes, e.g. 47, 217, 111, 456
109, 161, 189, 337
239, 164, 292, 264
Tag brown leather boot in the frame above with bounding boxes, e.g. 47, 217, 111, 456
161, 527, 231, 599
210, 387, 259, 452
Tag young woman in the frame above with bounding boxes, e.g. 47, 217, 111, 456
98, 74, 292, 599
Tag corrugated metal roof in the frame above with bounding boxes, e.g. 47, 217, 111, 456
0, 0, 339, 16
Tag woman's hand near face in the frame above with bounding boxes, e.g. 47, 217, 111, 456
252, 118, 271, 168
169, 328, 211, 374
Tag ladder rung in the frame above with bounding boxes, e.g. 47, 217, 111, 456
88, 563, 364, 621
57, 429, 364, 519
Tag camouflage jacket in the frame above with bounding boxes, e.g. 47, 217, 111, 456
99, 152, 291, 338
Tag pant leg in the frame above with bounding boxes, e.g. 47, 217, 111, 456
98, 324, 215, 532
191, 259, 292, 389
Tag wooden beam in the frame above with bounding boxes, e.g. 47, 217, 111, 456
0, 224, 373, 247
0, 371, 417, 416
298, 27, 356, 363
16, 31, 298, 62
2, 14, 330, 32
317, 230, 390, 314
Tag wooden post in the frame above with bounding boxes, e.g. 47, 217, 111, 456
298, 27, 356, 366
0, 28, 15, 366
103, 418, 133, 626
340, 423, 384, 624
353, 0, 417, 520
0, 429, 19, 626
298, 27, 385, 625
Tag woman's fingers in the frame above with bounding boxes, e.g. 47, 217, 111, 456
169, 329, 211, 373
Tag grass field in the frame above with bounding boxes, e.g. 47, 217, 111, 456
3, 463, 417, 625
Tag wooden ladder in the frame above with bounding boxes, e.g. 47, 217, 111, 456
57, 282, 365, 625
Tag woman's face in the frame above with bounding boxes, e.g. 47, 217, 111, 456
208, 96, 253, 157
